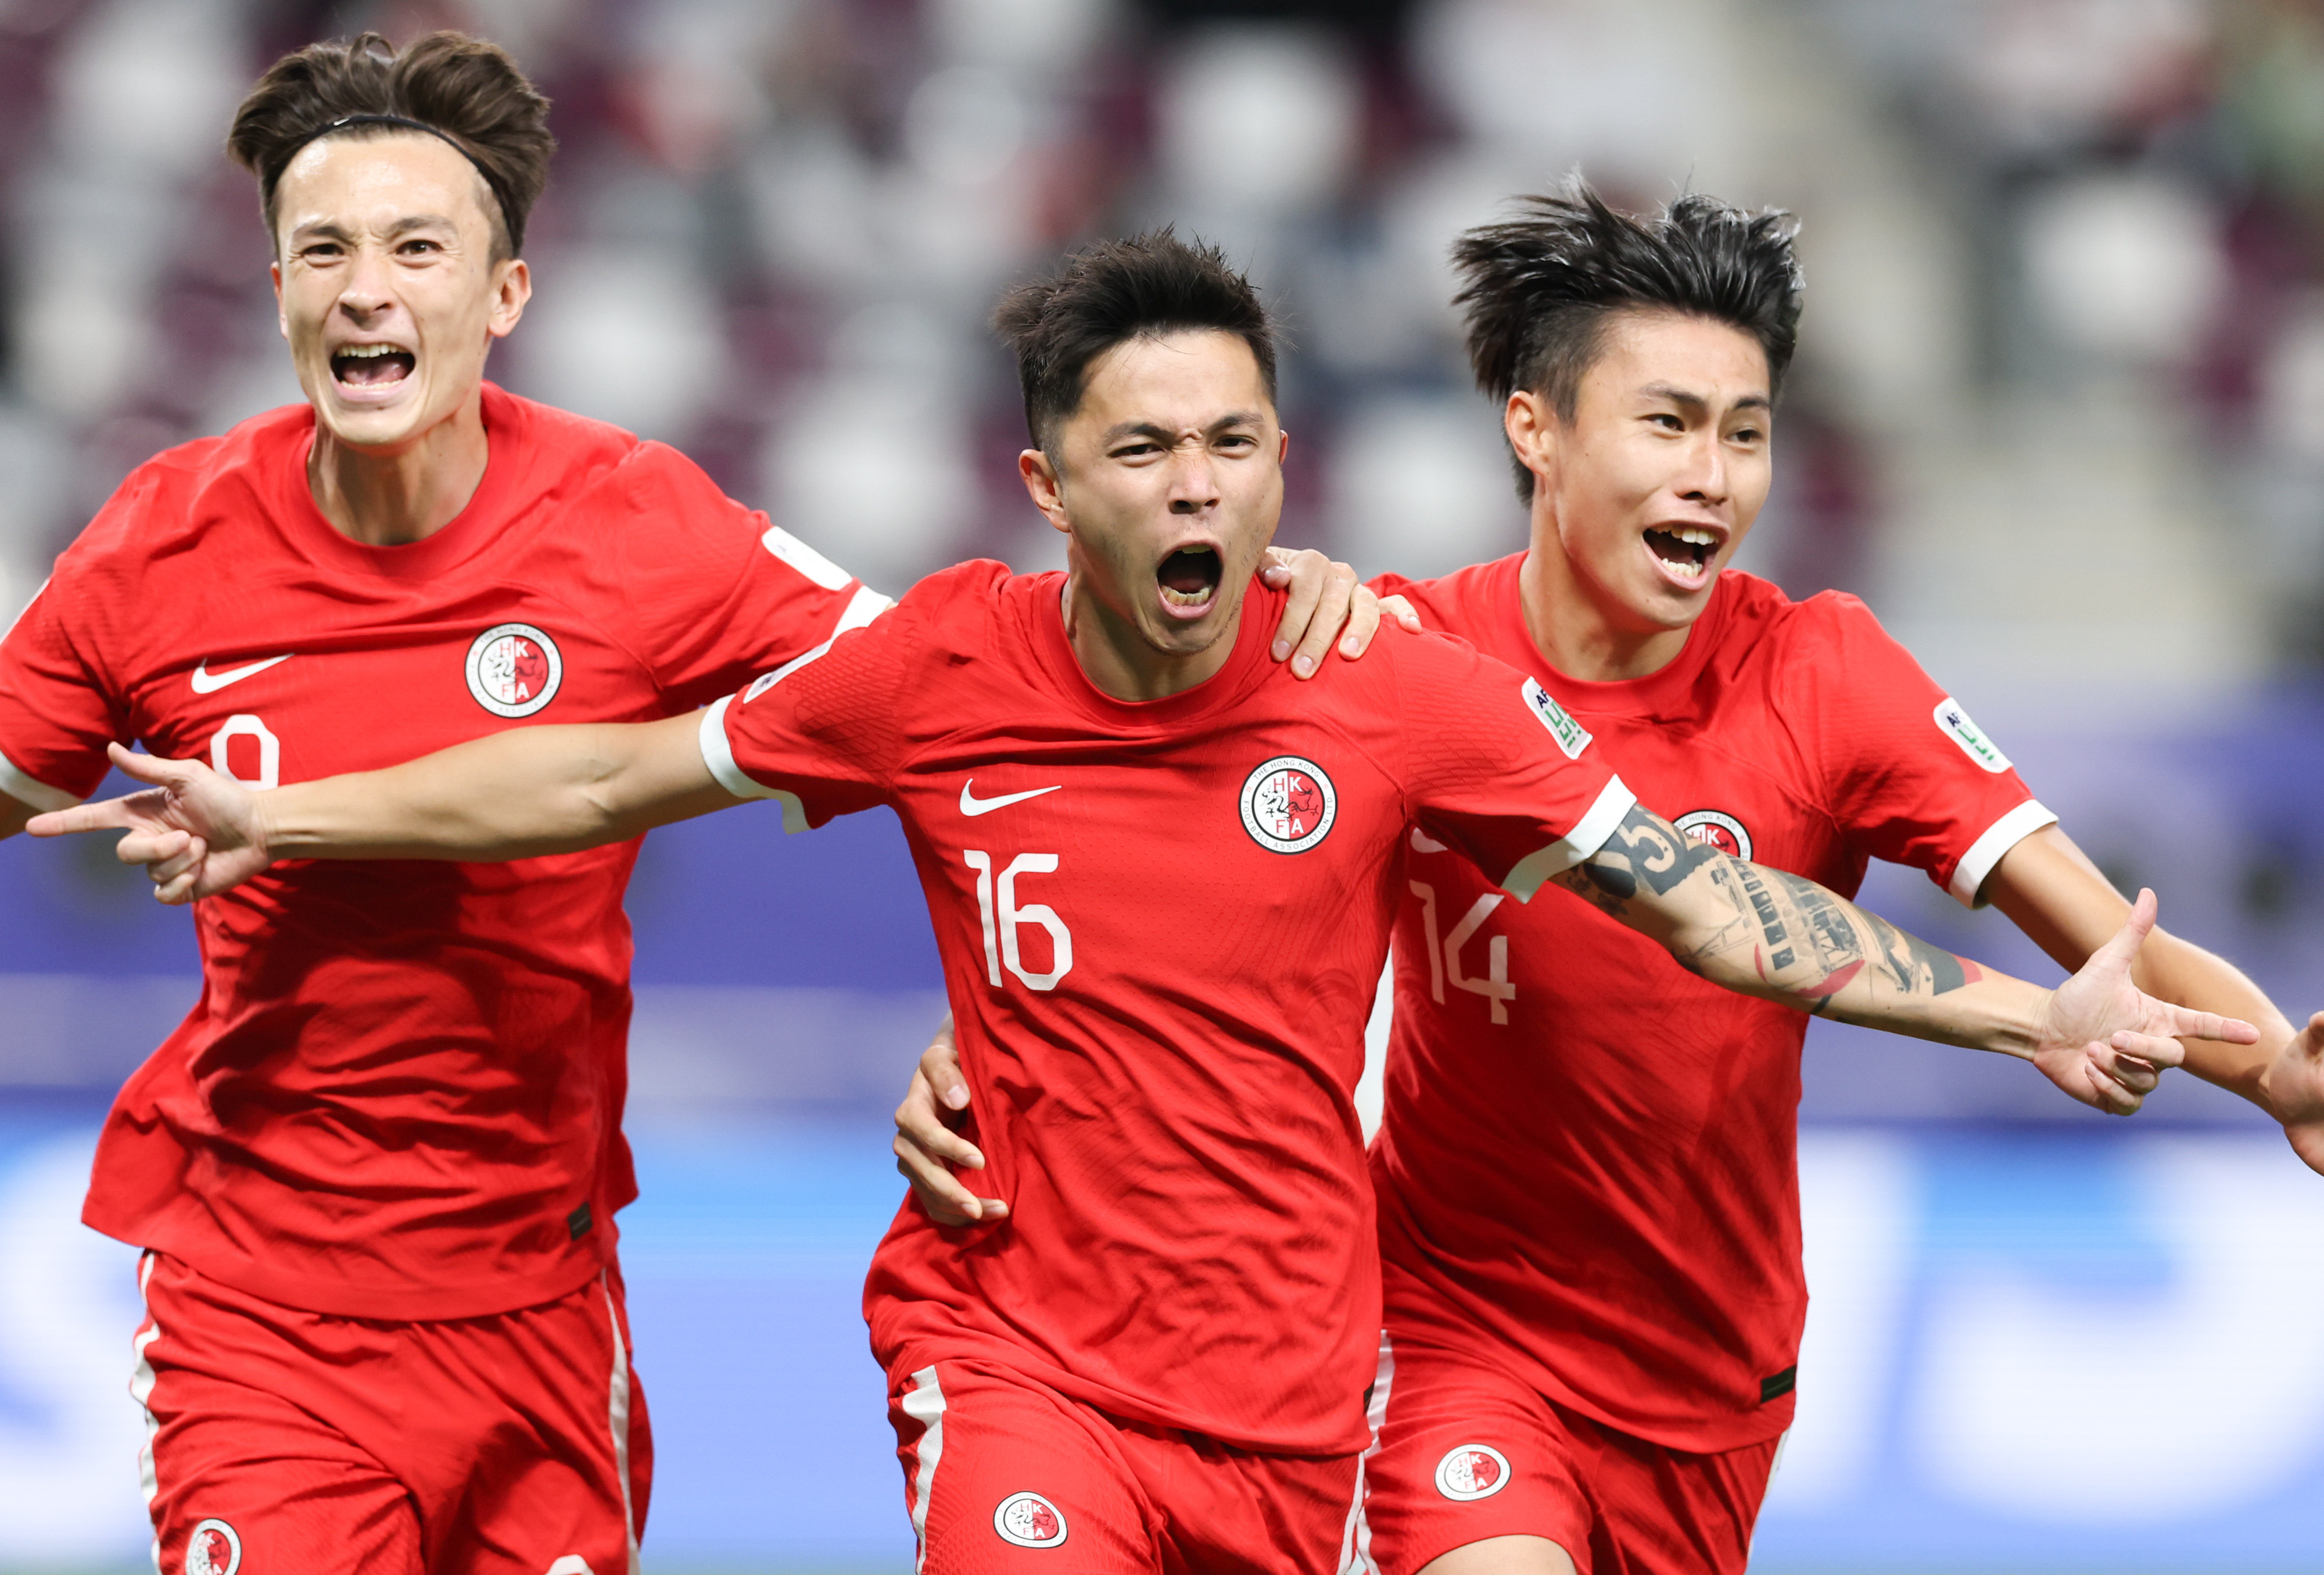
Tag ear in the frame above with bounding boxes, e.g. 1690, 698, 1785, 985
486, 259, 532, 341
1020, 449, 1069, 535
271, 261, 286, 341
1277, 428, 1289, 465
1505, 391, 1559, 496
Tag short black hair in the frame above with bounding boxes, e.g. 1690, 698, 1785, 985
228, 31, 555, 261
992, 229, 1278, 457
1452, 181, 1805, 498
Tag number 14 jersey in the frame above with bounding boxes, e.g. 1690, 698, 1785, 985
708, 561, 1634, 1456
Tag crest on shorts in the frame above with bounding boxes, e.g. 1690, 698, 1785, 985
185, 1519, 241, 1575
1240, 756, 1336, 854
1434, 1443, 1512, 1502
1674, 808, 1752, 862
993, 1490, 1068, 1548
465, 622, 564, 718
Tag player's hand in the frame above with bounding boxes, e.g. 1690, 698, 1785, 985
2261, 1010, 2324, 1175
1261, 546, 1420, 678
2033, 889, 2260, 1114
24, 742, 274, 904
894, 1017, 1007, 1225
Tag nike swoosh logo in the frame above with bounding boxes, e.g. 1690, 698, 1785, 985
959, 779, 1063, 817
191, 654, 293, 694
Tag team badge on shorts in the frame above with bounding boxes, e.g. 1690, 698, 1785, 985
184, 1518, 241, 1575
993, 1490, 1068, 1548
1674, 808, 1752, 861
1239, 756, 1336, 854
465, 622, 564, 718
1434, 1443, 1512, 1501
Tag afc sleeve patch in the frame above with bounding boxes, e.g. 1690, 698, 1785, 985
1521, 677, 1593, 760
1933, 696, 2013, 773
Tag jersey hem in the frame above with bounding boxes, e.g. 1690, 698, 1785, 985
1947, 798, 2057, 907
88, 1212, 615, 1322
0, 746, 82, 812
874, 1334, 1376, 1459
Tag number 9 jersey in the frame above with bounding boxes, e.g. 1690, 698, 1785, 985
706, 560, 1634, 1458
0, 386, 880, 1321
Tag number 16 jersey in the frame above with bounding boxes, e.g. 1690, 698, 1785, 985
707, 561, 1635, 1457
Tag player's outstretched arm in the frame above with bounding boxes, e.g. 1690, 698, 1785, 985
1550, 804, 2260, 1114
1986, 824, 2324, 1172
28, 718, 738, 902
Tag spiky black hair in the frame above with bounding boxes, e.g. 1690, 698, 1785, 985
1453, 181, 1805, 498
992, 228, 1278, 457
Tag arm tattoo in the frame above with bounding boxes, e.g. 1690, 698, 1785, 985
1570, 806, 1978, 1004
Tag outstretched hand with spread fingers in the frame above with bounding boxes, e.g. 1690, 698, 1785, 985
2033, 888, 2259, 1114
26, 742, 273, 903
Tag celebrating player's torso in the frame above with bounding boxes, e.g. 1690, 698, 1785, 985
1370, 554, 2052, 1450
711, 562, 1633, 1456
0, 385, 876, 1319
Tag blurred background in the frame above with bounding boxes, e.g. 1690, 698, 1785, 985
2, 0, 2323, 1569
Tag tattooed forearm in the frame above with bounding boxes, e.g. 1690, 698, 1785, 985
1560, 807, 1982, 1016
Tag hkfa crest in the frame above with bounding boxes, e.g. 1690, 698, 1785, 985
1239, 756, 1336, 854
1434, 1443, 1512, 1502
185, 1519, 241, 1575
993, 1490, 1068, 1548
1674, 809, 1752, 862
465, 622, 564, 718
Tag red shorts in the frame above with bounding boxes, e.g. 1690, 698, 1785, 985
133, 1251, 650, 1575
888, 1356, 1363, 1574
1354, 1333, 1778, 1575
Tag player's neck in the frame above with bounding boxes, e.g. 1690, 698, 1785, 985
1060, 572, 1239, 701
1519, 517, 1692, 683
306, 391, 491, 547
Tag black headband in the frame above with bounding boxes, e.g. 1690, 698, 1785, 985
278, 113, 522, 253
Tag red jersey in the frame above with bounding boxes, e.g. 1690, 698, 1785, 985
707, 563, 1636, 1455
0, 385, 878, 1320
1368, 555, 2053, 1452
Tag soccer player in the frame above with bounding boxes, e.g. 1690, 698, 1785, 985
886, 188, 2324, 1575
0, 30, 1378, 1575
37, 233, 2253, 1575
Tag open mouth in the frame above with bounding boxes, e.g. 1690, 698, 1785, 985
1157, 543, 1224, 613
331, 343, 416, 388
1644, 525, 1719, 584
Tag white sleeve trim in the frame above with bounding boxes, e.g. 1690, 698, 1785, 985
743, 584, 895, 703
1948, 799, 2058, 908
1501, 775, 1637, 901
697, 697, 809, 833
0, 747, 81, 813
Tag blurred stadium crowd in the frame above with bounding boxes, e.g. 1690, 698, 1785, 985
1, 0, 2323, 688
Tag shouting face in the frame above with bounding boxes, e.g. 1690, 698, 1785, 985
1024, 328, 1286, 698
271, 130, 529, 455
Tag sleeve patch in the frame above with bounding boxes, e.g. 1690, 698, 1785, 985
1934, 697, 2012, 773
759, 525, 855, 592
1521, 677, 1593, 760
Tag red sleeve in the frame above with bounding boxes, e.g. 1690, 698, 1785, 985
1788, 594, 2053, 906
696, 577, 935, 831
0, 482, 148, 809
1390, 631, 1637, 900
609, 444, 889, 712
